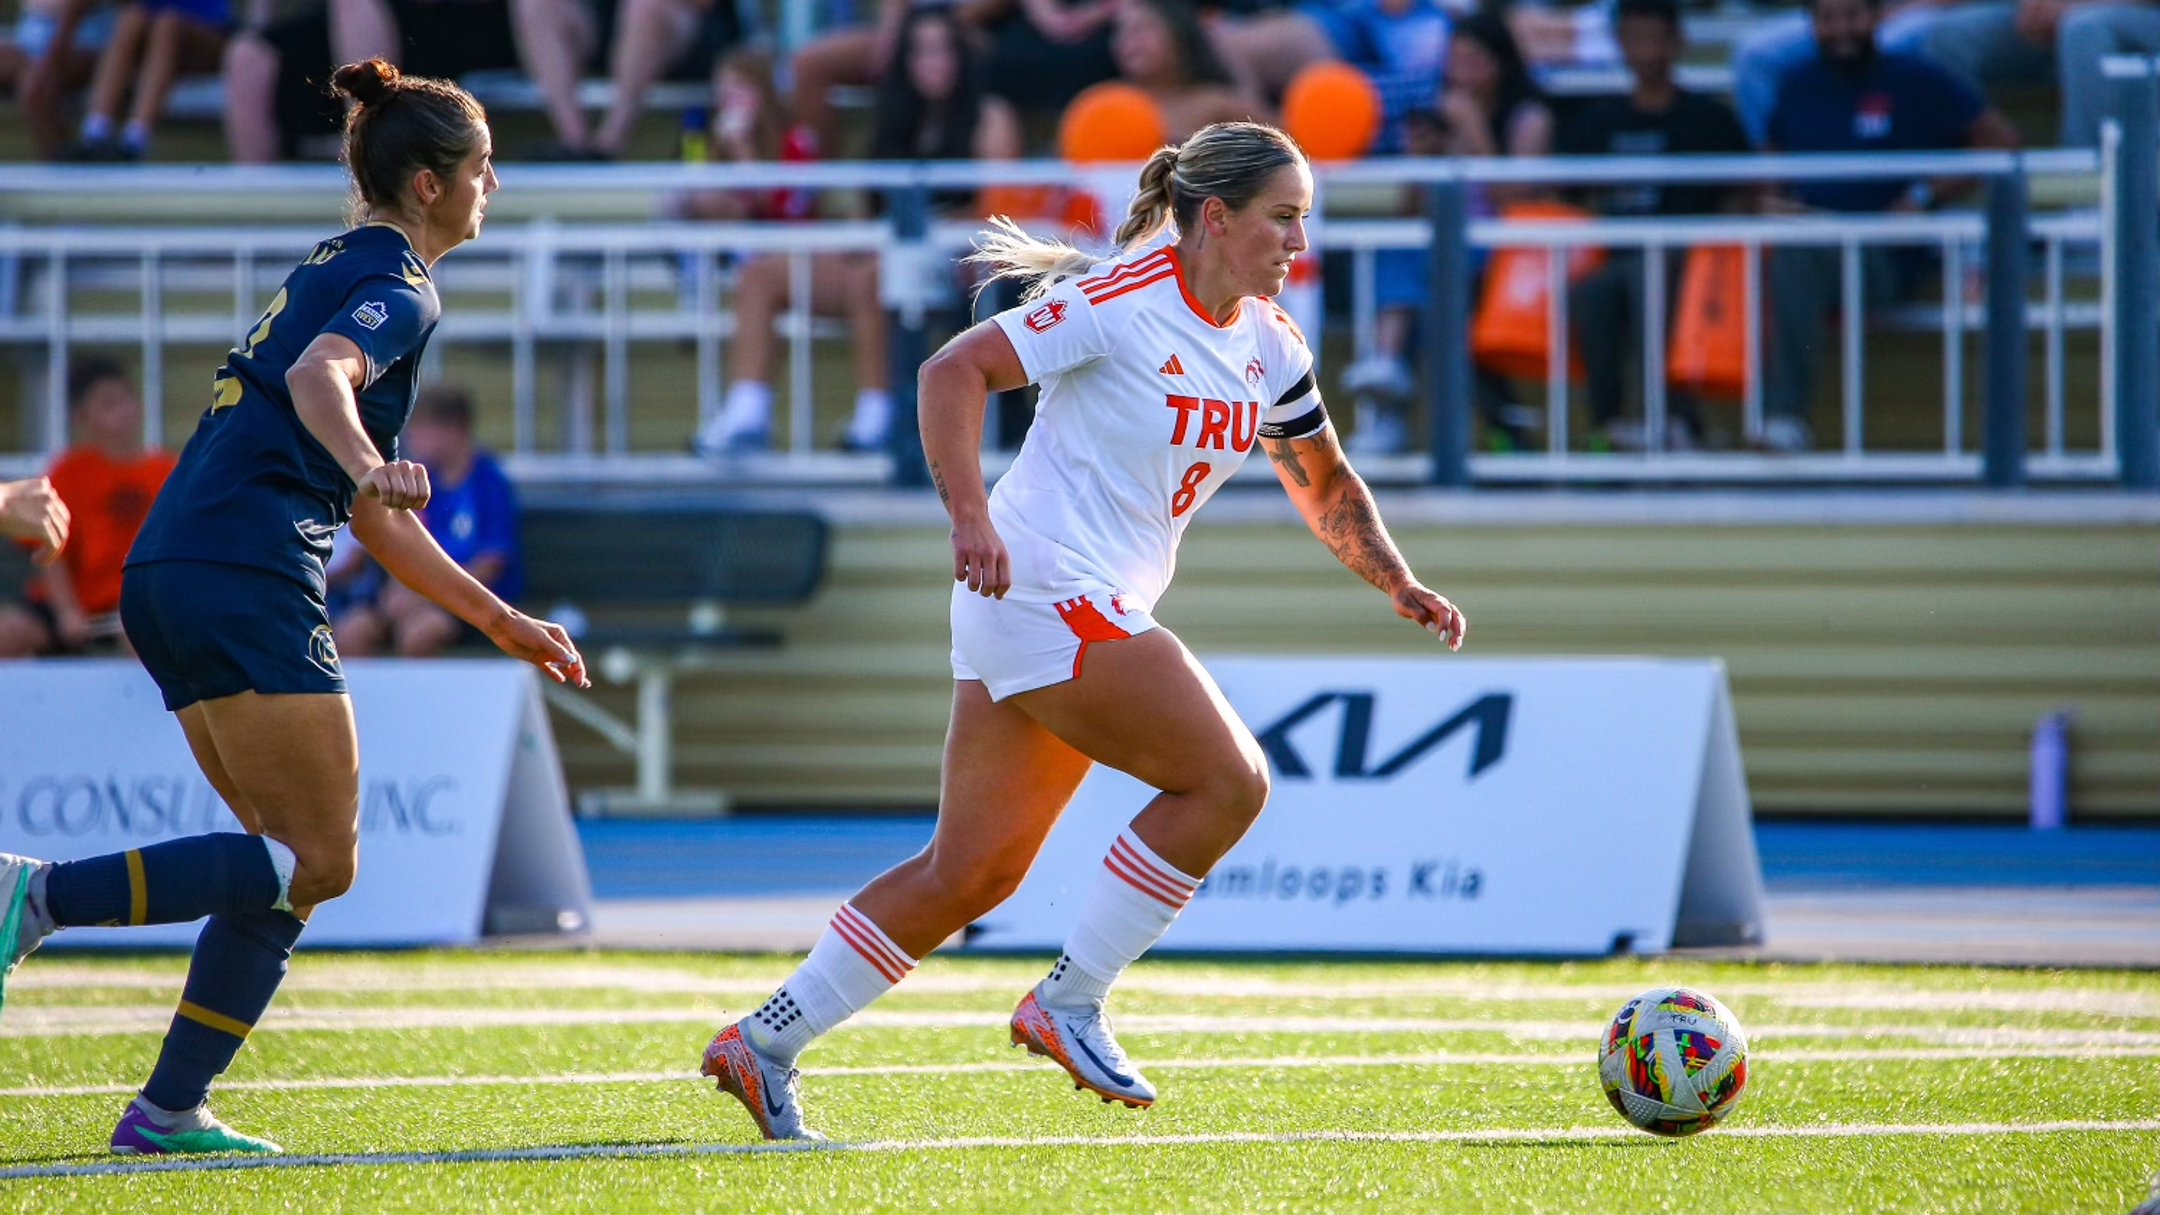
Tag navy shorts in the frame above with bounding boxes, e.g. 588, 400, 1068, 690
121, 560, 346, 712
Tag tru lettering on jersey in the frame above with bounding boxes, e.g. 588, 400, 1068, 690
1165, 396, 1261, 452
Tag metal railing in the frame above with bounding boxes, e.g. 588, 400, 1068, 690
0, 92, 2153, 488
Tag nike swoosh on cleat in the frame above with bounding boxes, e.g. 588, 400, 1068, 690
763, 1080, 785, 1119
1073, 1034, 1136, 1088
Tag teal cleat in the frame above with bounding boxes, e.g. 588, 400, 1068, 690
0, 853, 52, 1021
111, 1100, 283, 1155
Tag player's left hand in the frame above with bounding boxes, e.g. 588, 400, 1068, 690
1392, 581, 1466, 651
488, 609, 590, 687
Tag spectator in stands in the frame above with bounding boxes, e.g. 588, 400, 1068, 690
0, 478, 69, 561
224, 0, 523, 163
0, 357, 174, 656
695, 8, 1023, 456
1920, 0, 2160, 146
64, 0, 228, 159
1760, 0, 2019, 452
676, 47, 816, 222
1730, 0, 1942, 145
5, 0, 116, 158
1204, 0, 1448, 148
1346, 8, 1552, 454
1199, 0, 1340, 103
1109, 0, 1269, 139
979, 0, 1119, 118
333, 384, 522, 658
510, 0, 740, 159
1562, 0, 1751, 452
222, 3, 339, 163
784, 0, 911, 157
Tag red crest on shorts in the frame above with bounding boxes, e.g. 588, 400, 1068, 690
1245, 357, 1266, 386
1024, 300, 1068, 333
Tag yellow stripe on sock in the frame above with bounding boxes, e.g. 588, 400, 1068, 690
176, 1001, 253, 1040
124, 850, 146, 926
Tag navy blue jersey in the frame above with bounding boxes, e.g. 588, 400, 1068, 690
130, 223, 441, 591
1766, 53, 1985, 212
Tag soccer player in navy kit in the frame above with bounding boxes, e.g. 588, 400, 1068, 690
0, 58, 587, 1156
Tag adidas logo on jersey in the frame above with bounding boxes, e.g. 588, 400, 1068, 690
1159, 354, 1186, 376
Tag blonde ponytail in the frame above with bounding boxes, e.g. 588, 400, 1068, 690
968, 122, 1303, 303
965, 214, 1100, 303
1113, 146, 1180, 249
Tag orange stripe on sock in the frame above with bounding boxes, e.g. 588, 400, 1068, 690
176, 1000, 252, 1040
836, 905, 914, 975
830, 914, 908, 983
1111, 837, 1198, 899
831, 923, 904, 983
1104, 853, 1190, 909
124, 850, 146, 927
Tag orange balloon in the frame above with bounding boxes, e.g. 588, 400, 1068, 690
1058, 82, 1169, 165
1282, 62, 1382, 162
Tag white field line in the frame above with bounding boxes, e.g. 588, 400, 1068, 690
8, 1044, 2160, 1101
7, 1119, 2160, 1181
22, 966, 2160, 1020
10, 1006, 2160, 1049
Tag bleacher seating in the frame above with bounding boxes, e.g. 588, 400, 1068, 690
517, 492, 828, 815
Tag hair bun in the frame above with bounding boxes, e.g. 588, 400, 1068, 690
332, 58, 399, 106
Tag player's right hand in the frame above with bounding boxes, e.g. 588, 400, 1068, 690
0, 476, 70, 565
358, 460, 431, 511
951, 514, 1011, 599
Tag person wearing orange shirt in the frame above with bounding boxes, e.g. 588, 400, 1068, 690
0, 356, 174, 656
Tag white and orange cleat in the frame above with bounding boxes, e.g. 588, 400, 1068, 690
700, 1023, 825, 1141
1010, 987, 1157, 1109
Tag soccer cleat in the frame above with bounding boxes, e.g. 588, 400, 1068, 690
110, 1100, 282, 1155
701, 1022, 825, 1142
1009, 988, 1156, 1109
0, 854, 53, 1020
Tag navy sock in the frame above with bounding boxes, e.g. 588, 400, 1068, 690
142, 910, 306, 1113
44, 834, 282, 928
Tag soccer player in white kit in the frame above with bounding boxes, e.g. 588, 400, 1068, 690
700, 121, 1468, 1140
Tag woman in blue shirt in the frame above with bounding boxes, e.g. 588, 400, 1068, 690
0, 57, 586, 1157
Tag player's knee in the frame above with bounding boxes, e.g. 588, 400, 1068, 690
292, 846, 359, 903
926, 849, 1031, 918
1212, 748, 1271, 824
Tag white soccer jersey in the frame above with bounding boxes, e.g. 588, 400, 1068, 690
987, 245, 1325, 609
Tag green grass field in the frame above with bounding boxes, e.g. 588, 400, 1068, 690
3, 951, 2157, 1212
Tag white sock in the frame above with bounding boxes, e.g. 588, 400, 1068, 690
741, 902, 916, 1066
24, 864, 57, 940
133, 1095, 210, 1130
697, 381, 773, 452
846, 388, 892, 444
81, 113, 113, 142
261, 838, 298, 913
1040, 827, 1201, 1012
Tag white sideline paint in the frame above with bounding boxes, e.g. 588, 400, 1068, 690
22, 966, 2160, 1018
10, 1006, 2160, 1049
9, 1045, 2160, 1101
6, 1119, 2159, 1181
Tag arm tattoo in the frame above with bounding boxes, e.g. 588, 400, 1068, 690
1264, 437, 1311, 488
1316, 476, 1411, 592
929, 459, 951, 508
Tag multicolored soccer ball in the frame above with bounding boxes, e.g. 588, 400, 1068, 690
1597, 986, 1749, 1136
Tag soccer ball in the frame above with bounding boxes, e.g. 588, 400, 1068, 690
1596, 986, 1749, 1136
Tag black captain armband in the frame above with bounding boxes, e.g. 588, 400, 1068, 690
1257, 370, 1328, 441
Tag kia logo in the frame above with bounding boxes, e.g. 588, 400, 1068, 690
1255, 692, 1512, 781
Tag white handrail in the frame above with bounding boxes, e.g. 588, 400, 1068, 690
0, 148, 2105, 198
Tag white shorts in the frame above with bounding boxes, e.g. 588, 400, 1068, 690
950, 584, 1160, 702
